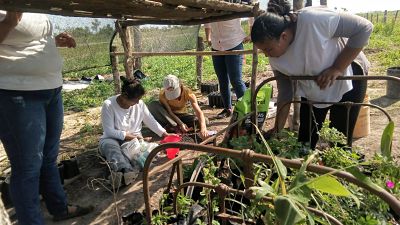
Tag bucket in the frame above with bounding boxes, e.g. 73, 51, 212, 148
386, 67, 400, 99
160, 135, 182, 159
353, 95, 370, 139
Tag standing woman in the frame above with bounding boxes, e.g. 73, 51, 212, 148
0, 11, 93, 224
251, 0, 373, 148
205, 19, 252, 118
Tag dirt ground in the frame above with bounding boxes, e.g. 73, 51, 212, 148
1, 70, 400, 225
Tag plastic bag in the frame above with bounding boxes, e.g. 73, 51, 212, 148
121, 138, 158, 169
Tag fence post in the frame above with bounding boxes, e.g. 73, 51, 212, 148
196, 36, 204, 89
366, 13, 369, 20
133, 26, 142, 70
116, 21, 133, 79
394, 10, 399, 24
111, 46, 121, 94
376, 14, 379, 24
384, 10, 388, 23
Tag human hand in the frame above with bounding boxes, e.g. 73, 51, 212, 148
3, 11, 23, 28
124, 133, 138, 141
199, 129, 209, 140
162, 132, 180, 138
243, 35, 251, 43
315, 66, 344, 90
55, 32, 76, 48
179, 123, 192, 133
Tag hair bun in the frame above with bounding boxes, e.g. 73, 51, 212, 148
267, 0, 292, 16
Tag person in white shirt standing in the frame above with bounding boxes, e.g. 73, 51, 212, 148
0, 11, 93, 224
204, 18, 252, 118
99, 77, 176, 187
251, 0, 372, 148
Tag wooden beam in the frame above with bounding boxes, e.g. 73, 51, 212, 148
112, 49, 260, 57
119, 11, 254, 26
150, 0, 253, 12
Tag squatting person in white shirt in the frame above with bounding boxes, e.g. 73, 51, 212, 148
99, 77, 176, 187
251, 0, 373, 149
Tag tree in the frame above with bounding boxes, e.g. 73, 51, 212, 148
91, 19, 101, 33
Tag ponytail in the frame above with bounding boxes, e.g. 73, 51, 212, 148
120, 76, 145, 99
251, 0, 294, 43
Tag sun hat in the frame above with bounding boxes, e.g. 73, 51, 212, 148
163, 74, 181, 100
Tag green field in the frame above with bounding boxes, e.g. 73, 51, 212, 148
61, 11, 400, 112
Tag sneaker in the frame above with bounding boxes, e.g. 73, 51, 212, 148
108, 171, 123, 190
123, 169, 140, 186
216, 109, 232, 119
53, 204, 94, 221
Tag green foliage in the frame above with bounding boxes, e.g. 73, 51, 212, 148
380, 121, 394, 160
318, 120, 347, 146
63, 81, 114, 112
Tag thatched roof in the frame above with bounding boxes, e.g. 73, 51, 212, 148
0, 0, 261, 25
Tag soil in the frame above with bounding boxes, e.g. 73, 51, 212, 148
1, 70, 400, 225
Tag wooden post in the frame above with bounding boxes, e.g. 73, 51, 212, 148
115, 21, 133, 79
133, 26, 142, 70
376, 14, 379, 24
196, 36, 204, 89
251, 37, 258, 133
384, 10, 388, 23
110, 46, 121, 94
394, 10, 399, 24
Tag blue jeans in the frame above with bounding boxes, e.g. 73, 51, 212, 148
0, 87, 67, 225
212, 43, 246, 109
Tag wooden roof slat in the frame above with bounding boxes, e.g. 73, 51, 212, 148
0, 0, 259, 24
150, 0, 252, 12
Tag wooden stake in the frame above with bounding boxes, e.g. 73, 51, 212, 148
196, 36, 204, 89
110, 46, 121, 94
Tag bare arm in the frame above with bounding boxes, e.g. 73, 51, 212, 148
188, 94, 208, 139
0, 12, 22, 44
316, 13, 373, 89
273, 70, 293, 133
159, 97, 187, 130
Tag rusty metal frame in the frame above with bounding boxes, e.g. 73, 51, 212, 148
142, 75, 400, 224
143, 143, 400, 224
252, 75, 400, 146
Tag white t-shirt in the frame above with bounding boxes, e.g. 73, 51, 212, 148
204, 19, 248, 51
101, 96, 166, 140
0, 11, 63, 90
269, 7, 353, 108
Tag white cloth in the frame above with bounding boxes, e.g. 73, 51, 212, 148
101, 96, 166, 140
0, 11, 63, 90
269, 7, 353, 108
204, 18, 251, 51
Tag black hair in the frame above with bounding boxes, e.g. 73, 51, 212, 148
251, 0, 293, 43
120, 76, 145, 99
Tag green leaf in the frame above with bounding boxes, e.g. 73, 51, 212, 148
251, 179, 275, 200
306, 175, 351, 196
381, 121, 394, 160
274, 196, 306, 225
346, 167, 383, 191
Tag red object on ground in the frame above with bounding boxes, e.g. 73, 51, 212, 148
160, 135, 182, 159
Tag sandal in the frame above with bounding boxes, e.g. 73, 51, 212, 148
53, 204, 94, 221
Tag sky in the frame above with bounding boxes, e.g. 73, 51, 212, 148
259, 0, 400, 13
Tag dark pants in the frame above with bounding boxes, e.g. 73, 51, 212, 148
148, 101, 197, 129
212, 43, 247, 109
298, 63, 367, 149
0, 87, 68, 225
